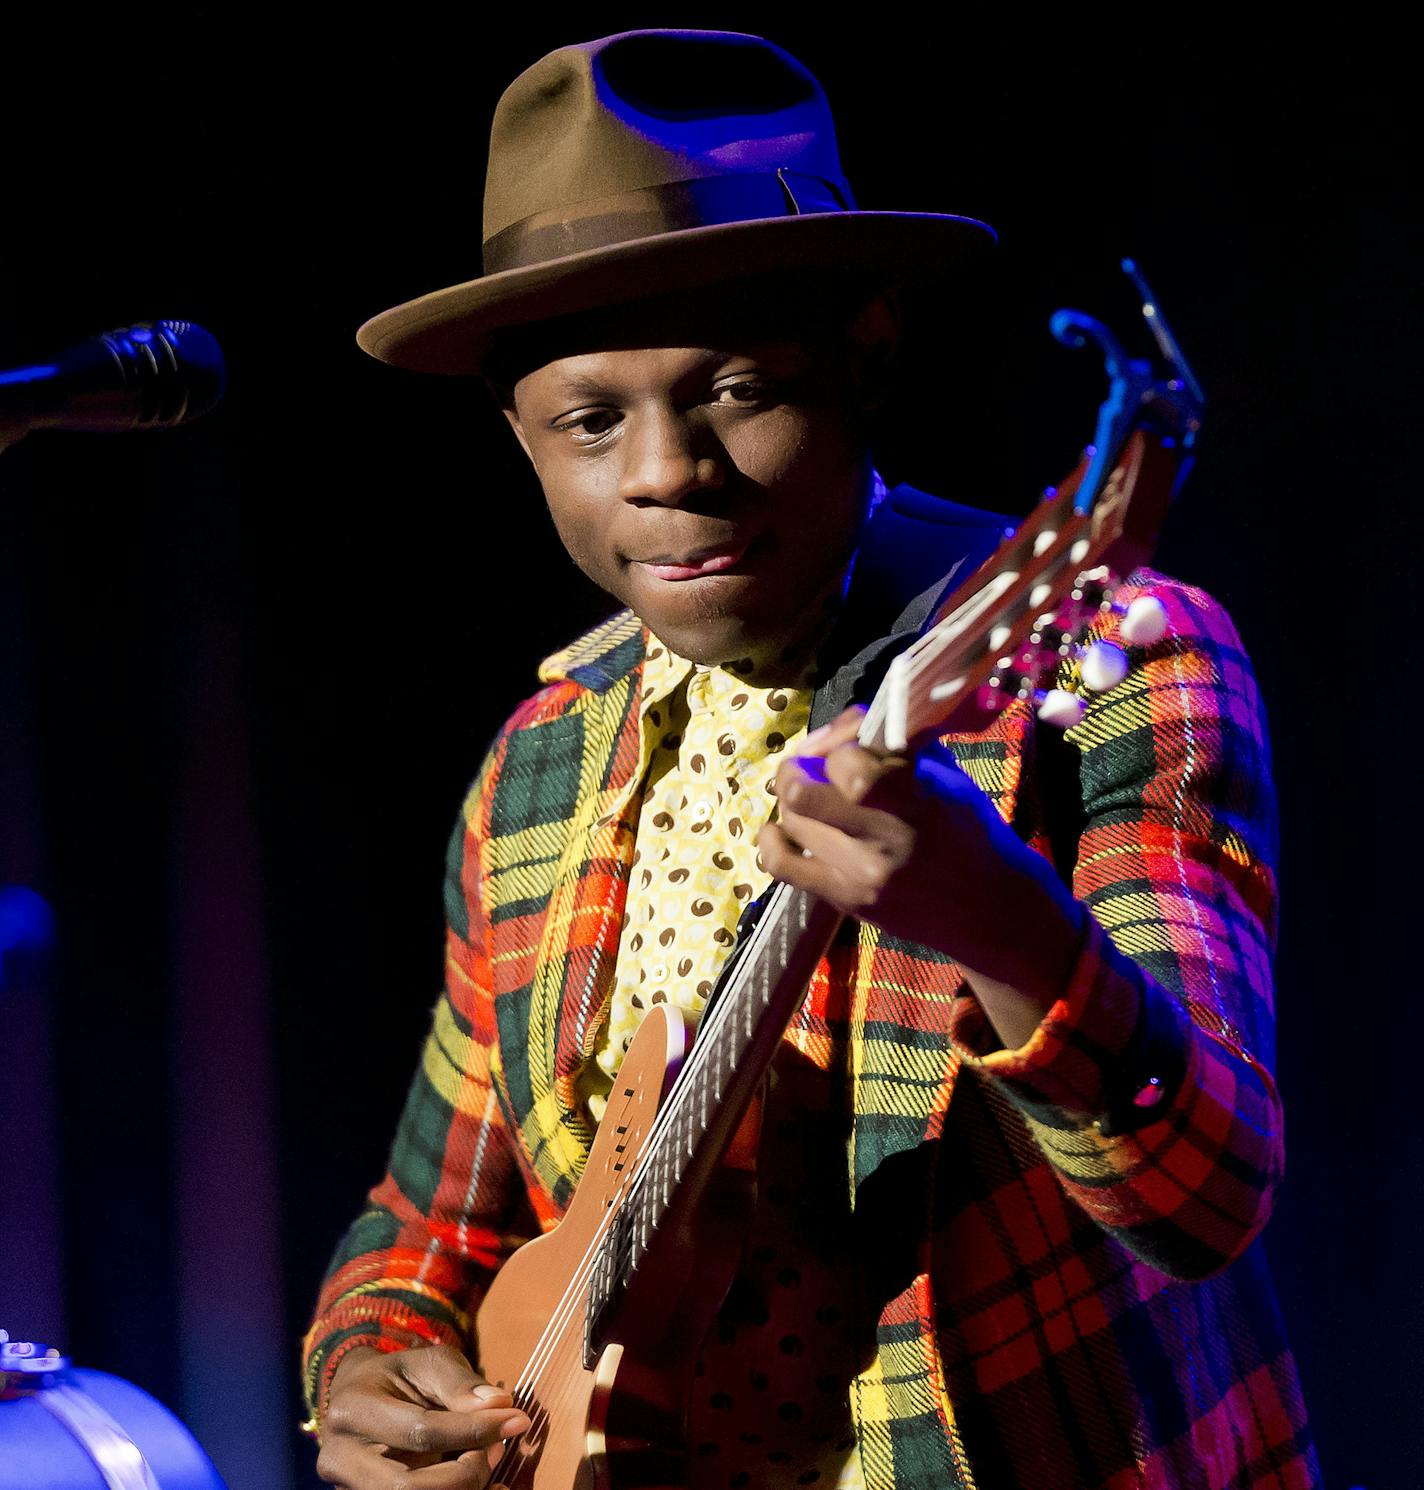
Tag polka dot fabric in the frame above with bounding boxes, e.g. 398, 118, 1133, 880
684, 1060, 868, 1489
585, 640, 814, 1120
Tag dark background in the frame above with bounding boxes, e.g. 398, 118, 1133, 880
1, 11, 1416, 1488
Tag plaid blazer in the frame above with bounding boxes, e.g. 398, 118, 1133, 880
303, 563, 1319, 1489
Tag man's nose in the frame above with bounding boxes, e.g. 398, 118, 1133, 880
617, 408, 725, 506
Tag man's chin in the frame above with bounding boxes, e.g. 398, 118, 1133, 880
636, 599, 839, 680
612, 535, 854, 674
640, 614, 769, 668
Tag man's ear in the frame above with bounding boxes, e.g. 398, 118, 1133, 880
478, 370, 537, 467
500, 404, 536, 468
847, 287, 901, 414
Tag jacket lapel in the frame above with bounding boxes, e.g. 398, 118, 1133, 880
813, 486, 1041, 1195
520, 615, 646, 1203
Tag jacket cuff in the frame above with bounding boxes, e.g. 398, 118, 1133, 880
303, 1312, 467, 1428
948, 910, 1191, 1134
303, 1331, 396, 1431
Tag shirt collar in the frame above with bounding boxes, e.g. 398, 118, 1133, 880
638, 634, 695, 714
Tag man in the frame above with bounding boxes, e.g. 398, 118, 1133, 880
302, 29, 1319, 1489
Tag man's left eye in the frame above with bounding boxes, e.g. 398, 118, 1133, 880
715, 380, 769, 405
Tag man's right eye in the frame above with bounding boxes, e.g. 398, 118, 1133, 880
560, 410, 619, 439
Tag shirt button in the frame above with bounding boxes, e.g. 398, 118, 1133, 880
651, 964, 668, 982
692, 801, 713, 821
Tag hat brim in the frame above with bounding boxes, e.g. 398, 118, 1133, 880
356, 210, 995, 376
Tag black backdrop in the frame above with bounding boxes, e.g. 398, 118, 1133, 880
1, 10, 1417, 1487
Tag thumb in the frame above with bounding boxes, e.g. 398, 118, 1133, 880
401, 1346, 511, 1411
800, 705, 866, 758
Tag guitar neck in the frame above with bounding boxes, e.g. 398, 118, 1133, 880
585, 882, 843, 1357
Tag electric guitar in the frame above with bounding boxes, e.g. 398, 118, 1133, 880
472, 265, 1204, 1489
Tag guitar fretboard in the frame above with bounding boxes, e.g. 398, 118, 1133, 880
584, 881, 841, 1361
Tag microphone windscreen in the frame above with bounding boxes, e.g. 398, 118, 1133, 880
90, 320, 228, 430
4, 320, 228, 433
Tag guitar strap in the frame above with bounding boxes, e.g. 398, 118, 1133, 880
809, 481, 1012, 730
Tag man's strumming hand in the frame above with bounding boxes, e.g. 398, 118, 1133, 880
758, 705, 1094, 1051
316, 1344, 530, 1490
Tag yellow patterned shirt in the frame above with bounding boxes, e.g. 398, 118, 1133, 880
581, 636, 814, 1122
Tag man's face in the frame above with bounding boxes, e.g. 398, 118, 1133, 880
501, 293, 891, 670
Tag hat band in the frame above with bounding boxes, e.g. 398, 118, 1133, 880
482, 168, 854, 276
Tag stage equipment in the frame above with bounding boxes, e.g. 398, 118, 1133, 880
0, 321, 225, 452
1, 1331, 228, 1490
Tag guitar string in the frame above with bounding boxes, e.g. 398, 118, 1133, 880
867, 541, 1085, 749
501, 877, 847, 1480
499, 881, 802, 1482
497, 877, 798, 1455
490, 604, 999, 1475
490, 897, 792, 1484
511, 877, 791, 1398
604, 883, 801, 1274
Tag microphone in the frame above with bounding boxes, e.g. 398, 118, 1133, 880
0, 320, 226, 439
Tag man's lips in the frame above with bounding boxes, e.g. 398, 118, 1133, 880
633, 539, 753, 582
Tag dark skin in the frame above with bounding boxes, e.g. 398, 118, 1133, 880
317, 1345, 529, 1489
317, 286, 1107, 1487
497, 285, 892, 677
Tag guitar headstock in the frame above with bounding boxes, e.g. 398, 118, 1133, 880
859, 265, 1203, 755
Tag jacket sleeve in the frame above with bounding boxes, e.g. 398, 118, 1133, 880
300, 739, 536, 1423
946, 570, 1285, 1281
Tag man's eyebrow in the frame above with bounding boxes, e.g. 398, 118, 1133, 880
545, 349, 769, 408
548, 371, 622, 404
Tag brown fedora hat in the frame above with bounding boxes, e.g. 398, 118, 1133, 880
356, 29, 996, 376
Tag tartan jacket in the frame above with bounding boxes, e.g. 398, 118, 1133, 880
302, 508, 1319, 1487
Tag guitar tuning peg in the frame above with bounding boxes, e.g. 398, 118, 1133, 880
1035, 687, 1086, 728
1080, 639, 1130, 692
1119, 594, 1168, 645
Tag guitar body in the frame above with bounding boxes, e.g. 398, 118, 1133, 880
474, 1006, 755, 1490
